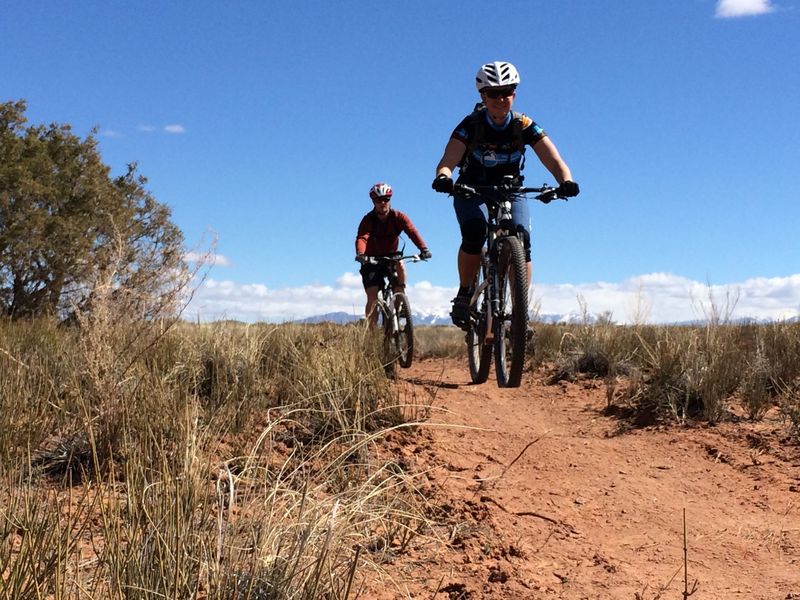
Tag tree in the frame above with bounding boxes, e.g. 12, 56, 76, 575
0, 100, 186, 319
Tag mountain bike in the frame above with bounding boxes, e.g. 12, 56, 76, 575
452, 178, 567, 387
363, 254, 423, 371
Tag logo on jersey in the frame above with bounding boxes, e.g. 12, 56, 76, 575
481, 149, 499, 167
478, 142, 517, 167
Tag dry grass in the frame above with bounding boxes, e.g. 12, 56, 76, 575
0, 316, 436, 598
2, 309, 799, 598
412, 325, 463, 360
407, 317, 800, 434
523, 319, 800, 431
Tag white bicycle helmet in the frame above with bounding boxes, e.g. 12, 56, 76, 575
475, 61, 521, 91
369, 182, 393, 200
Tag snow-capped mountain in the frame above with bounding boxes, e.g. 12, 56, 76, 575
297, 310, 453, 326
296, 309, 602, 326
296, 310, 799, 326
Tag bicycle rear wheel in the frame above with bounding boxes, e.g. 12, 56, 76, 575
467, 251, 492, 384
393, 292, 414, 368
493, 236, 528, 388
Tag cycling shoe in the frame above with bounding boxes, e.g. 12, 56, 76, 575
450, 294, 471, 330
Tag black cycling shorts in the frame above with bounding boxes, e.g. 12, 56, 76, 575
360, 263, 388, 290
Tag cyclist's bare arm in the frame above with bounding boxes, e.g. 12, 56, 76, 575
532, 136, 573, 184
435, 138, 467, 178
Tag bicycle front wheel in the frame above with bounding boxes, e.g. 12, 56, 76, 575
467, 251, 492, 384
493, 236, 528, 388
376, 300, 396, 376
393, 292, 414, 368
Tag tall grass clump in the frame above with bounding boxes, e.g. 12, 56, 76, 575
547, 312, 638, 383
526, 294, 800, 430
412, 325, 463, 360
0, 475, 92, 599
780, 383, 800, 441
0, 254, 432, 598
737, 322, 800, 422
530, 299, 639, 384
91, 411, 384, 599
259, 322, 402, 439
0, 318, 77, 466
612, 322, 800, 425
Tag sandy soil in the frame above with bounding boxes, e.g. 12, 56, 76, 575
362, 358, 800, 600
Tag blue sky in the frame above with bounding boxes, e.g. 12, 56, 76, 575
3, 0, 798, 323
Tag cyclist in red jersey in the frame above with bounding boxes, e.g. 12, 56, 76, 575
355, 182, 432, 324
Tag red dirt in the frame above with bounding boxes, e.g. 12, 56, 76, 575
362, 358, 800, 600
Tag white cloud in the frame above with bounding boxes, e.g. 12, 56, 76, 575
183, 271, 800, 324
100, 129, 121, 138
138, 124, 156, 133
187, 277, 366, 322
715, 0, 775, 18
336, 272, 363, 288
164, 124, 186, 134
184, 252, 231, 267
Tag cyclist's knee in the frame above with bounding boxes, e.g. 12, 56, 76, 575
460, 219, 487, 255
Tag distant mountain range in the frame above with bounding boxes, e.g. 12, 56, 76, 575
297, 310, 613, 326
296, 311, 799, 326
297, 311, 452, 326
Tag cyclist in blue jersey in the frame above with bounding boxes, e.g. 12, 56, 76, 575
432, 61, 580, 328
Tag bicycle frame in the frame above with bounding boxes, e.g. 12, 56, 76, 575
465, 187, 533, 335
363, 254, 421, 370
365, 254, 420, 315
453, 178, 564, 386
459, 178, 562, 312
376, 286, 399, 331
470, 249, 494, 341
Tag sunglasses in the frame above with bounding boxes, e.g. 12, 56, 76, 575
373, 197, 390, 203
483, 87, 516, 99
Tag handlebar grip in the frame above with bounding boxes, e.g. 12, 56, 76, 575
454, 183, 477, 195
536, 190, 559, 203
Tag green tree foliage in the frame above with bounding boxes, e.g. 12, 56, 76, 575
0, 100, 185, 319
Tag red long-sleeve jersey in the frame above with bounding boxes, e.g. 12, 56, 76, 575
355, 209, 427, 256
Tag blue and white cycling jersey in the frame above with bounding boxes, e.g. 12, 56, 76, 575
451, 108, 546, 184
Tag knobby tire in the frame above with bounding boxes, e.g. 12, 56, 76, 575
377, 301, 396, 376
493, 236, 528, 388
393, 292, 414, 368
467, 251, 492, 384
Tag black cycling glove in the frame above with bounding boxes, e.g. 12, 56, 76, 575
557, 180, 580, 198
419, 249, 432, 260
432, 174, 454, 194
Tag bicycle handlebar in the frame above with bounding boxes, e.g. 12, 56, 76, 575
453, 182, 566, 203
362, 254, 424, 266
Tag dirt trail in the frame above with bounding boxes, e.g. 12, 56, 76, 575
364, 358, 800, 600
